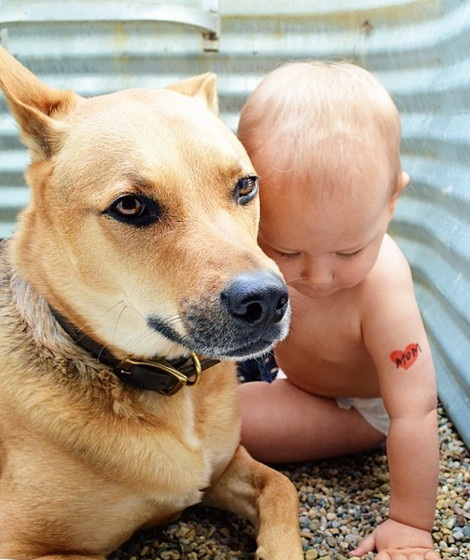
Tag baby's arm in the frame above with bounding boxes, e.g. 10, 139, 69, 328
356, 257, 440, 559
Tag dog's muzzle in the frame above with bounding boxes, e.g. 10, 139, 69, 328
160, 270, 291, 361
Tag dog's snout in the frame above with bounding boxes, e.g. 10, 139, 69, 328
221, 271, 289, 329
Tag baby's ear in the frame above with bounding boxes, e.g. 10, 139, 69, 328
389, 171, 410, 217
398, 171, 410, 191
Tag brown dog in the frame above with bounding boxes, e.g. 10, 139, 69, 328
0, 47, 303, 560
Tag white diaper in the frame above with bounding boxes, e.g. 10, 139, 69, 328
336, 396, 390, 436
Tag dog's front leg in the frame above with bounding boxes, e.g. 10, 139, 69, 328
34, 554, 106, 560
203, 445, 303, 560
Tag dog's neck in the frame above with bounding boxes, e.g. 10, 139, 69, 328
50, 307, 220, 396
1, 238, 218, 397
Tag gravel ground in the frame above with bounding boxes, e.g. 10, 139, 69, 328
109, 405, 469, 560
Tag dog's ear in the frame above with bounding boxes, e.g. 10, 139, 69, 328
166, 72, 219, 115
0, 46, 80, 161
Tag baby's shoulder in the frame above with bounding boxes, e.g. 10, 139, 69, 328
364, 234, 414, 293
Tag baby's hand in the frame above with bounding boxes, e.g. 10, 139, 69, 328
350, 518, 440, 560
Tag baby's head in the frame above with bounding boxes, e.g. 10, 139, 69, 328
238, 62, 409, 297
238, 60, 403, 205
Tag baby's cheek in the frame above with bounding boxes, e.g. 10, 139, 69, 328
338, 261, 369, 287
353, 259, 376, 284
276, 262, 294, 283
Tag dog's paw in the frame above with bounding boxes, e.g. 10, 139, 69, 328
255, 545, 305, 560
255, 545, 266, 560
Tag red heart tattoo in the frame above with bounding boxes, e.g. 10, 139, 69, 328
390, 343, 422, 370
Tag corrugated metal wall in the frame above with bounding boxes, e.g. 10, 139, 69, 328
0, 0, 469, 445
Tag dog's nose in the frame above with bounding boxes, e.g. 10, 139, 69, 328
221, 271, 289, 328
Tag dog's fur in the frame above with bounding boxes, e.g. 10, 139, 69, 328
0, 47, 303, 559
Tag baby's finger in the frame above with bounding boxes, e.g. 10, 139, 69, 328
374, 552, 391, 560
387, 553, 408, 560
378, 549, 441, 560
407, 549, 441, 560
350, 533, 376, 556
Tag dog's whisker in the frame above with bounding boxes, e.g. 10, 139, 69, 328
284, 276, 303, 286
111, 302, 129, 346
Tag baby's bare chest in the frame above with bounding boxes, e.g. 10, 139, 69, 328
276, 291, 379, 396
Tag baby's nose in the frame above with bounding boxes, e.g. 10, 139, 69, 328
302, 258, 333, 285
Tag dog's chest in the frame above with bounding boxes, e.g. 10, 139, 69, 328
118, 380, 239, 493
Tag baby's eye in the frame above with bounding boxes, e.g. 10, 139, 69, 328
337, 249, 362, 259
275, 249, 300, 260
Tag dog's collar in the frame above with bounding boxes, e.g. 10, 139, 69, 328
50, 308, 219, 396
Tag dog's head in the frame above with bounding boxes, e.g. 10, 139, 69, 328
0, 47, 289, 362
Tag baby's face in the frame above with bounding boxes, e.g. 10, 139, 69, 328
255, 159, 400, 299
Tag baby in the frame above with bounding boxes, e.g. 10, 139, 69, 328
238, 62, 440, 560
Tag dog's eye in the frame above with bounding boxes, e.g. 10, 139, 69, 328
115, 196, 144, 217
234, 176, 258, 205
105, 195, 161, 226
